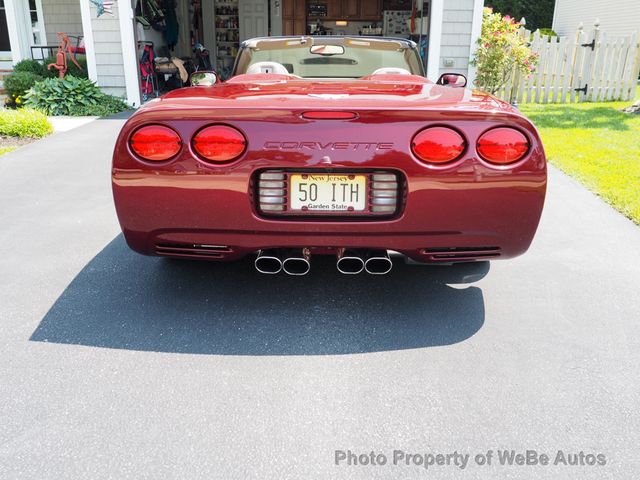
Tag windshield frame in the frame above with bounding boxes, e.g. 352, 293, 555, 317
232, 36, 426, 79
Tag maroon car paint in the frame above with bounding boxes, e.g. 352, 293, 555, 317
112, 75, 546, 263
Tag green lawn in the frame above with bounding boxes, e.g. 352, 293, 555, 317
520, 86, 640, 224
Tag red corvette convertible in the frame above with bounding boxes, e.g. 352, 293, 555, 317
112, 36, 546, 275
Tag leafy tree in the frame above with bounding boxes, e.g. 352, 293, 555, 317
484, 0, 555, 31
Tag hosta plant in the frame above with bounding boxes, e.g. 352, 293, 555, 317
23, 76, 128, 116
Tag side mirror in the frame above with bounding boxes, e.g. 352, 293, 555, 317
189, 71, 218, 86
436, 73, 467, 88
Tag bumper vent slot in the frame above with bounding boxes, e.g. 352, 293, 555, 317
155, 243, 232, 259
423, 246, 501, 261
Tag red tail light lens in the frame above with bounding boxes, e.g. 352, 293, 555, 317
477, 127, 529, 164
129, 125, 181, 161
411, 127, 466, 164
192, 125, 246, 162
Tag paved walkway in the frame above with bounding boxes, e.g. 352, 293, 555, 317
47, 115, 98, 133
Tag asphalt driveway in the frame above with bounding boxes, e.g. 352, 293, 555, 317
0, 116, 639, 479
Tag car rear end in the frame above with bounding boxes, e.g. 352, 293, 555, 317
112, 93, 546, 272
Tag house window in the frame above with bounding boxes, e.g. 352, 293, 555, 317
28, 0, 44, 45
0, 0, 12, 52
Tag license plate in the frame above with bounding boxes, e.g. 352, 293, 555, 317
290, 174, 367, 212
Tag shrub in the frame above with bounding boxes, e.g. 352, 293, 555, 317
538, 28, 558, 38
13, 59, 48, 77
0, 109, 53, 138
471, 8, 538, 94
43, 56, 88, 79
73, 95, 130, 116
23, 76, 130, 116
532, 28, 559, 43
3, 71, 43, 101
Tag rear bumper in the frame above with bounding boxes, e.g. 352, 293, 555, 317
113, 163, 546, 263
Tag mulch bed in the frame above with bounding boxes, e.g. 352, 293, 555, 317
0, 135, 37, 149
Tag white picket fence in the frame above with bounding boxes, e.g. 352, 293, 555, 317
496, 23, 640, 104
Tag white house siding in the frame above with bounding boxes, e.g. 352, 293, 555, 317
41, 0, 83, 44
553, 0, 640, 37
90, 1, 126, 97
439, 0, 475, 76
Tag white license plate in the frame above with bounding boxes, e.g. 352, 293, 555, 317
290, 174, 367, 212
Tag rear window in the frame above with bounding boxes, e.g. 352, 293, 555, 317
234, 37, 424, 79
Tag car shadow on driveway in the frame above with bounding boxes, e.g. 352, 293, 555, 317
30, 235, 488, 355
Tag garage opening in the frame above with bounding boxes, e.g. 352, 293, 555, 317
132, 0, 430, 99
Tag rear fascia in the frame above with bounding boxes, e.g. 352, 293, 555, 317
112, 107, 546, 262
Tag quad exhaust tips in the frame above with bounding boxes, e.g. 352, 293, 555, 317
364, 250, 393, 275
255, 249, 311, 275
256, 249, 392, 275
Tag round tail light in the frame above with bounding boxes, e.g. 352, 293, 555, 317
129, 125, 181, 161
477, 127, 529, 164
411, 126, 466, 164
192, 125, 246, 163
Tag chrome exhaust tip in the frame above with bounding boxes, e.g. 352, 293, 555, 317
282, 258, 311, 275
365, 250, 393, 275
336, 250, 365, 275
282, 249, 311, 276
255, 250, 283, 274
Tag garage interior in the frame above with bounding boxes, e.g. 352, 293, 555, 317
134, 0, 430, 95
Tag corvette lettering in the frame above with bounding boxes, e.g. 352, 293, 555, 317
263, 141, 394, 151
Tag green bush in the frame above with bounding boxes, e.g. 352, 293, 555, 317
43, 56, 88, 79
13, 59, 48, 77
23, 75, 130, 117
0, 109, 53, 138
538, 28, 557, 38
3, 71, 43, 101
73, 94, 130, 116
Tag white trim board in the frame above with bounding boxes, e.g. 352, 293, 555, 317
5, 0, 28, 63
467, 0, 484, 87
426, 0, 443, 80
79, 0, 98, 82
117, 0, 141, 107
